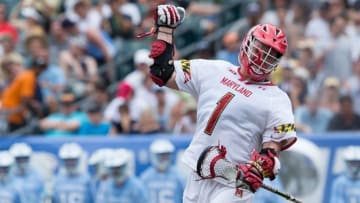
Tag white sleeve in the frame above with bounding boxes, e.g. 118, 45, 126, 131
262, 91, 297, 151
173, 59, 226, 99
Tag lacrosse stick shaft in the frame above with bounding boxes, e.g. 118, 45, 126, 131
261, 183, 302, 203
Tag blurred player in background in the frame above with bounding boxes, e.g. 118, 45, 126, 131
9, 143, 44, 203
96, 148, 148, 203
140, 139, 184, 203
0, 151, 22, 203
52, 142, 93, 203
88, 148, 113, 199
330, 146, 360, 203
146, 4, 297, 202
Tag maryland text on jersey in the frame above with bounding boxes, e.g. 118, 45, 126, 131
220, 77, 253, 97
273, 123, 296, 134
180, 59, 191, 83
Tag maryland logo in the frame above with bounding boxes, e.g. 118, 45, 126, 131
180, 59, 191, 83
273, 123, 296, 134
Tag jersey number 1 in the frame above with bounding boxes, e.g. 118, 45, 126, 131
204, 92, 234, 135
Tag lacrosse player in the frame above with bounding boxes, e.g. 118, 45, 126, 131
52, 142, 93, 203
10, 143, 44, 203
96, 148, 148, 203
330, 146, 360, 203
140, 139, 185, 203
0, 151, 22, 203
88, 148, 113, 199
145, 4, 297, 202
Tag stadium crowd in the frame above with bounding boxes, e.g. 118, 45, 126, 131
0, 0, 360, 136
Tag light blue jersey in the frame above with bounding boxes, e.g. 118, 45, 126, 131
330, 175, 360, 203
0, 180, 22, 203
140, 166, 184, 203
96, 177, 148, 203
13, 168, 44, 203
253, 178, 284, 203
52, 172, 93, 203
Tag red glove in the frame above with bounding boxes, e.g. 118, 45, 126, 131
154, 5, 186, 28
237, 164, 263, 193
236, 148, 280, 192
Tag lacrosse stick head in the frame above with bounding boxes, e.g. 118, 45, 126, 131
196, 145, 238, 181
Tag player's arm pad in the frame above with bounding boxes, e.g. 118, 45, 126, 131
149, 39, 175, 86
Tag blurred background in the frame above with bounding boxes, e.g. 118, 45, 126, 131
0, 0, 359, 202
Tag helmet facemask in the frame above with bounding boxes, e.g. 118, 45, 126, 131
15, 156, 30, 175
63, 158, 80, 176
151, 152, 172, 172
110, 164, 128, 185
243, 36, 282, 79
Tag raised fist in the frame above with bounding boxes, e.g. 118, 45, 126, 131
155, 5, 186, 28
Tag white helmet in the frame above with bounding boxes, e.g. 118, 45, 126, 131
343, 146, 360, 179
150, 139, 175, 171
9, 143, 32, 173
105, 149, 131, 184
89, 148, 113, 179
59, 143, 83, 175
0, 151, 13, 182
9, 143, 32, 157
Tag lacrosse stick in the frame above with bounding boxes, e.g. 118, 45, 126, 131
196, 145, 303, 203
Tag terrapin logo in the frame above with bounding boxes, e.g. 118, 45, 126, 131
274, 123, 295, 134
181, 59, 191, 83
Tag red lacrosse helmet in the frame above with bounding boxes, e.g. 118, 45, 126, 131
239, 24, 287, 81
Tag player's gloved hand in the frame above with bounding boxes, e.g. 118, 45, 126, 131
236, 148, 280, 193
236, 163, 264, 193
154, 5, 186, 28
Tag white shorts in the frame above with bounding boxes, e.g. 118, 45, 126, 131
183, 171, 254, 203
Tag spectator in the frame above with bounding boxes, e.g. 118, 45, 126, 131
39, 91, 88, 136
316, 14, 352, 83
229, 2, 262, 40
344, 56, 360, 114
78, 102, 111, 135
96, 148, 148, 203
0, 3, 18, 43
320, 77, 341, 113
52, 143, 93, 203
61, 17, 115, 65
103, 0, 133, 39
152, 86, 179, 133
9, 143, 44, 203
104, 81, 150, 134
37, 49, 66, 113
109, 103, 132, 135
173, 98, 197, 134
124, 48, 154, 90
135, 109, 161, 134
305, 1, 331, 42
0, 151, 22, 203
140, 139, 184, 203
216, 32, 240, 65
66, 0, 102, 33
327, 95, 360, 131
1, 54, 46, 132
295, 94, 333, 134
58, 35, 98, 97
0, 34, 17, 58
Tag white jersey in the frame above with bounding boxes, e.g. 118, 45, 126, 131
174, 59, 297, 172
